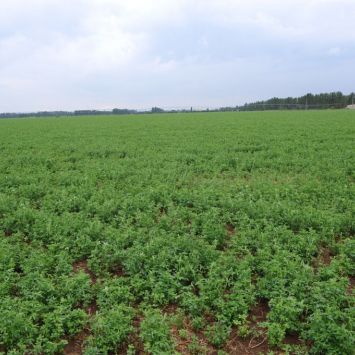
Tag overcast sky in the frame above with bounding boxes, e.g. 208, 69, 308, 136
0, 0, 354, 112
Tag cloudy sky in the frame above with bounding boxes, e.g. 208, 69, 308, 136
0, 0, 354, 112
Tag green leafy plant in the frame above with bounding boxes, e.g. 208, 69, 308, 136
140, 308, 175, 354
86, 305, 134, 354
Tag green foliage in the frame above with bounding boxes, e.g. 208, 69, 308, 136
187, 335, 208, 354
0, 111, 354, 353
0, 297, 87, 353
140, 308, 175, 354
169, 309, 185, 330
205, 322, 231, 348
303, 306, 354, 355
178, 329, 189, 340
267, 322, 286, 347
190, 316, 206, 331
86, 305, 134, 354
96, 278, 134, 310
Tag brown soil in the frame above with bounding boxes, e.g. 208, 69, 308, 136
72, 260, 98, 315
163, 305, 216, 354
222, 300, 270, 354
65, 260, 98, 354
248, 299, 269, 324
162, 302, 273, 354
73, 260, 97, 284
170, 316, 217, 354
313, 247, 334, 269
226, 223, 235, 236
159, 206, 168, 216
130, 316, 146, 354
4, 229, 12, 237
63, 329, 90, 355
144, 302, 305, 355
283, 332, 304, 346
86, 301, 98, 317
163, 304, 179, 315
319, 247, 333, 266
62, 301, 99, 354
111, 264, 125, 277
118, 315, 146, 355
224, 328, 269, 355
156, 206, 168, 223
170, 324, 192, 354
347, 276, 355, 295
218, 223, 236, 251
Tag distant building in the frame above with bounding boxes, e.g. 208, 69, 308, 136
347, 105, 355, 109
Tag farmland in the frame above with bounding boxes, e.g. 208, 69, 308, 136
0, 110, 354, 354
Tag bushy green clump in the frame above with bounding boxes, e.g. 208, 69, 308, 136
140, 308, 175, 354
85, 305, 134, 354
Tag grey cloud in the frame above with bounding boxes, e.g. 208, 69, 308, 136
0, 0, 354, 111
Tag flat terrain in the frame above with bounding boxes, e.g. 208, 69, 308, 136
0, 110, 354, 354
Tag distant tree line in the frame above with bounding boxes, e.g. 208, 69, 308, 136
1, 92, 354, 118
0, 107, 163, 118
0, 111, 73, 118
0, 109, 138, 119
236, 91, 355, 111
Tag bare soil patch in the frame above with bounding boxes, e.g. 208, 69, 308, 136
224, 328, 269, 355
223, 300, 270, 354
118, 314, 146, 355
225, 223, 235, 236
63, 329, 90, 355
73, 260, 97, 284
110, 264, 126, 277
4, 229, 12, 237
312, 247, 334, 269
